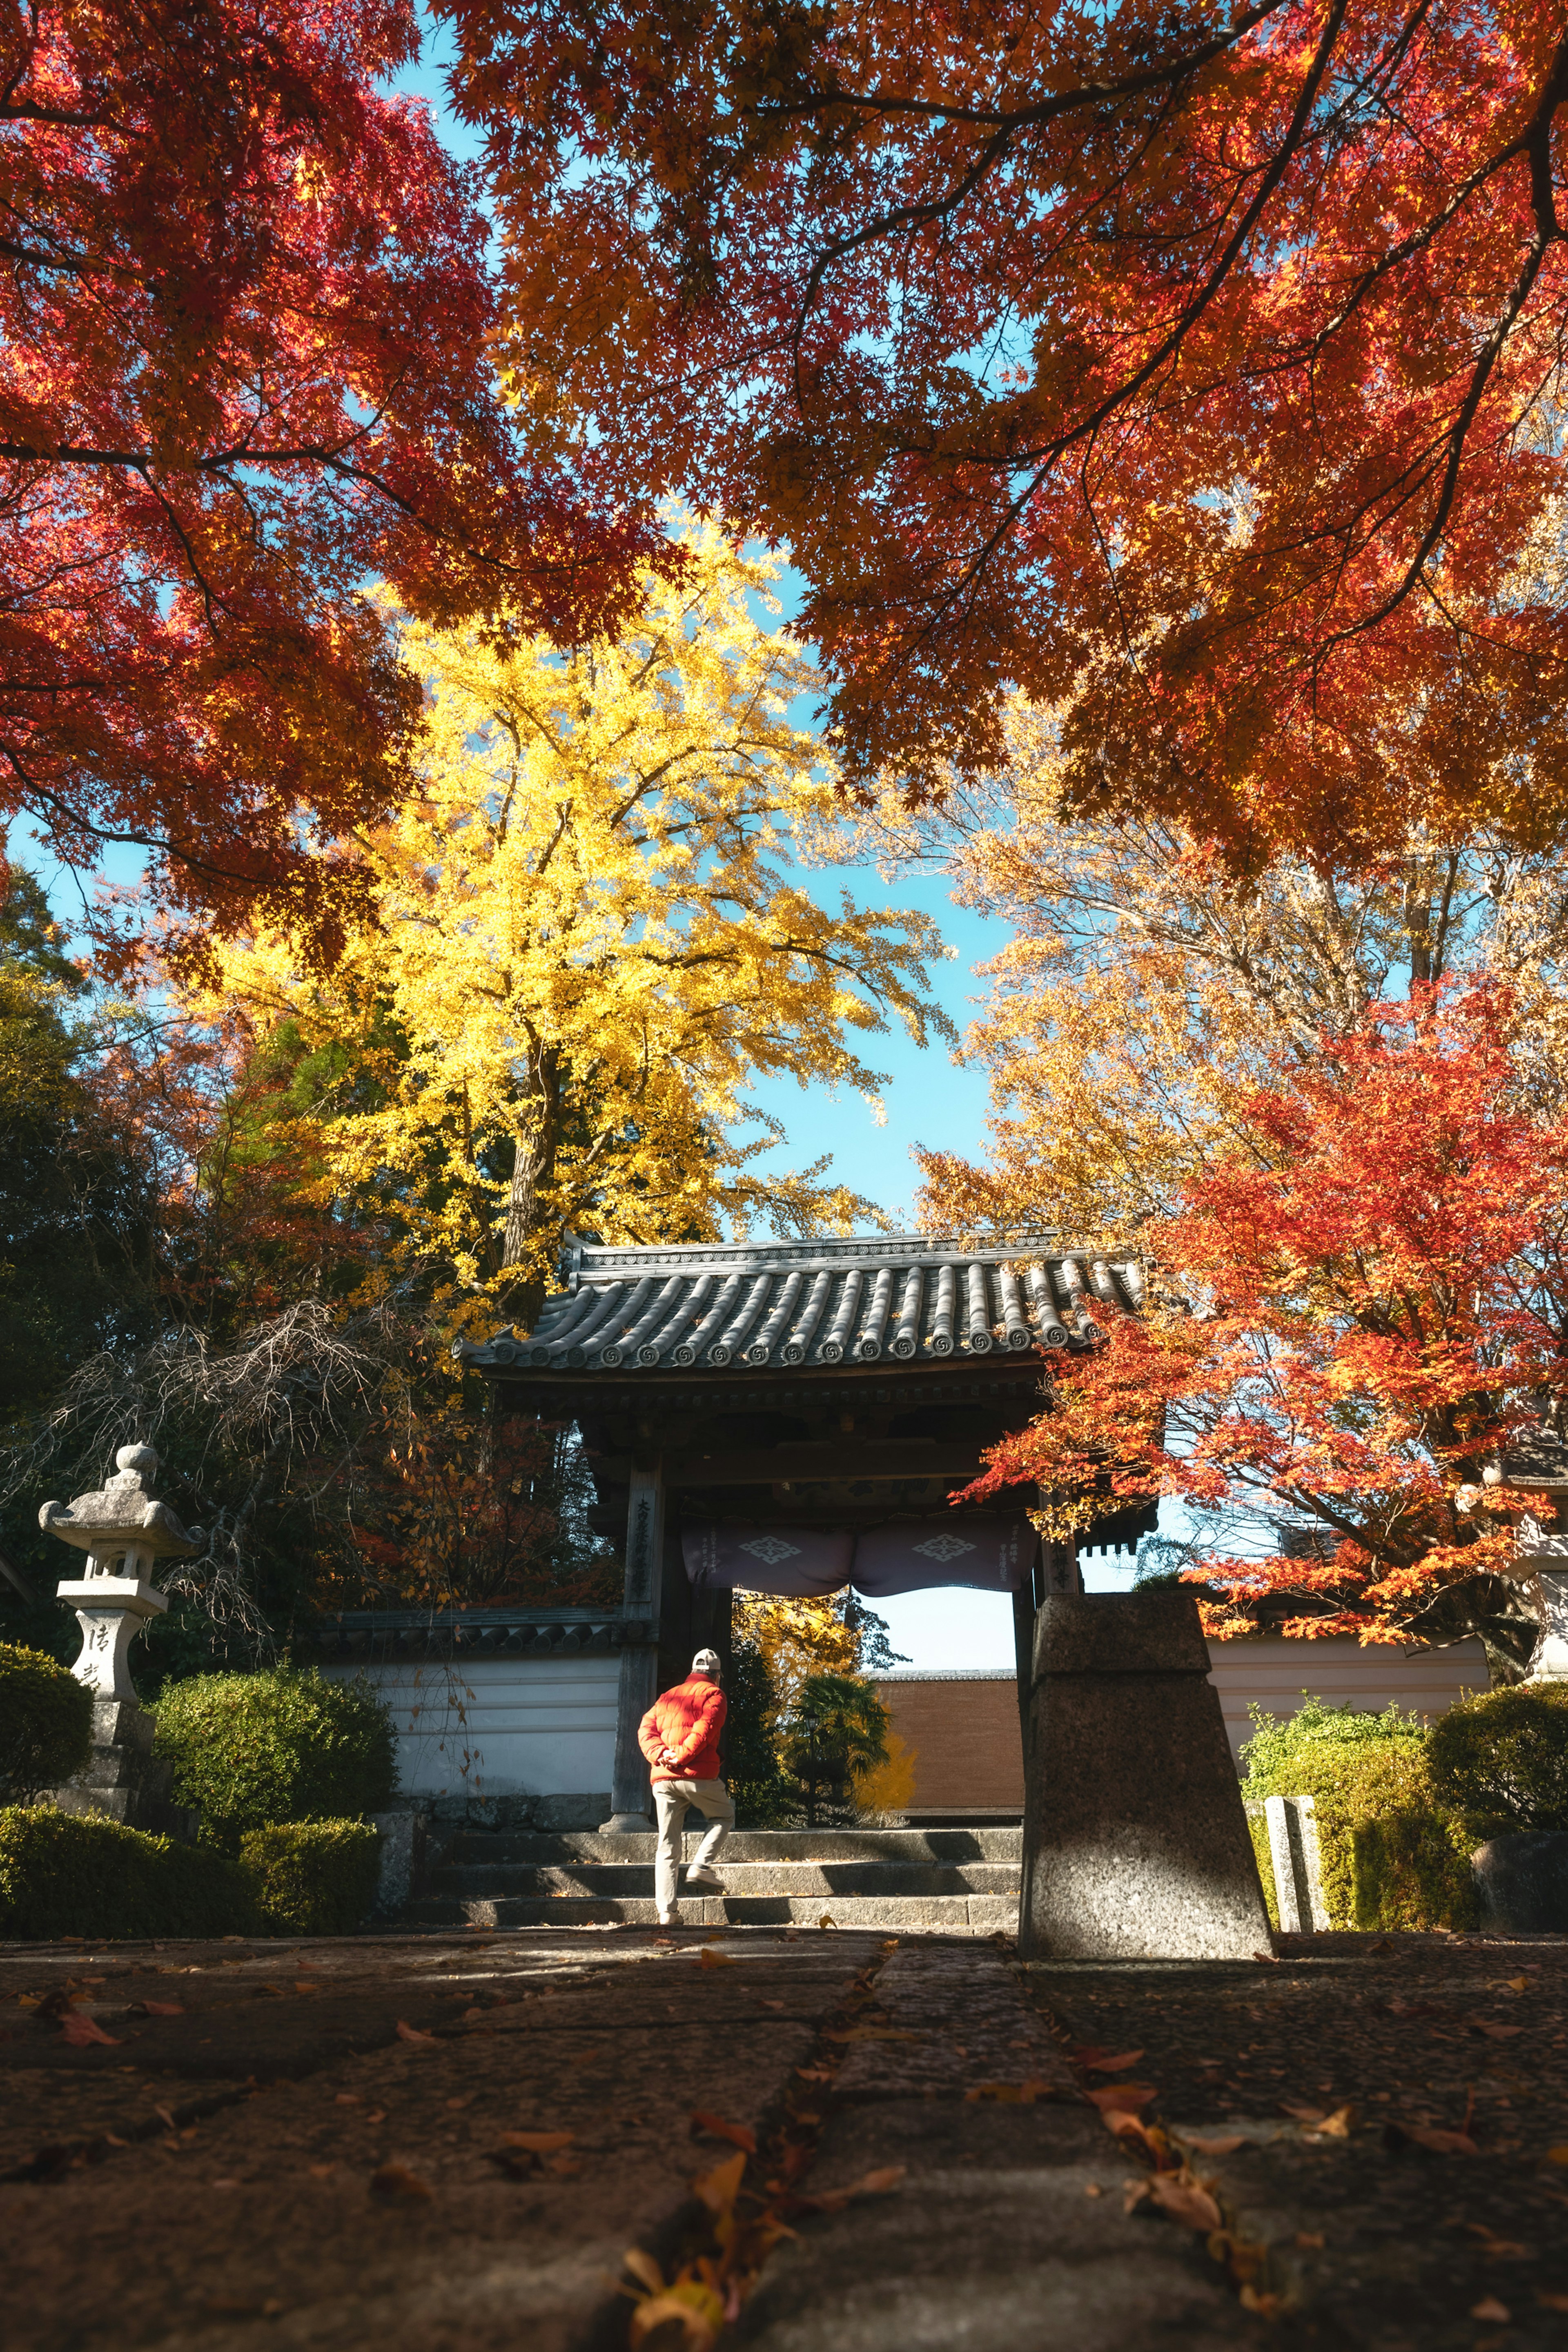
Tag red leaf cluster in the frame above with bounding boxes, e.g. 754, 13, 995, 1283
0, 0, 650, 938
448, 0, 1568, 856
970, 986, 1568, 1644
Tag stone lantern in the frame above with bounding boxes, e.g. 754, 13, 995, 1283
37, 1443, 203, 1833
1485, 1424, 1568, 1685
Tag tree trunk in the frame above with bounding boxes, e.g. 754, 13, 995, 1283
496, 1043, 560, 1334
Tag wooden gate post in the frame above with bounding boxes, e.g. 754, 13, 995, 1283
601, 1462, 665, 1833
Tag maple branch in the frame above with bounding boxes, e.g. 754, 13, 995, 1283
748, 0, 1291, 136
840, 0, 1351, 694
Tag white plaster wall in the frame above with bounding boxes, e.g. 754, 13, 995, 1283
1207, 1635, 1491, 1764
323, 1653, 620, 1798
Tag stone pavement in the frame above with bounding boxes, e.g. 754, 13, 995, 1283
3, 1924, 1568, 2350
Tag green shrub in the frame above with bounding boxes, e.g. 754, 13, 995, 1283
239, 1819, 381, 1935
0, 1643, 92, 1801
1352, 1807, 1478, 1932
153, 1668, 396, 1851
0, 1804, 260, 1938
1241, 1697, 1474, 1929
1427, 1682, 1568, 1839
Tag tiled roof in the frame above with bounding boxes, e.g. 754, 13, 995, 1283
461, 1233, 1143, 1377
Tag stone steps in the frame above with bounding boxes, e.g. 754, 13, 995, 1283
437, 1828, 1023, 1866
410, 1826, 1023, 1932
432, 1862, 1020, 1899
406, 1891, 1018, 1930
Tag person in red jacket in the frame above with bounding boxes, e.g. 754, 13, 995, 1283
639, 1647, 735, 1926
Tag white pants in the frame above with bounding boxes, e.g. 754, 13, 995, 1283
653, 1777, 735, 1915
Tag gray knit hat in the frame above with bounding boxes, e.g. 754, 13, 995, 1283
691, 1648, 722, 1678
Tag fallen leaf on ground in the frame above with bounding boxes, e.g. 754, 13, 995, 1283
759, 1998, 786, 2010
500, 2131, 575, 2155
308, 2163, 336, 2179
1085, 2083, 1157, 2113
334, 2094, 361, 2106
1306, 2107, 1356, 2139
793, 2165, 906, 2214
1279, 2101, 1325, 2123
1472, 2021, 1523, 2039
370, 2163, 432, 2202
155, 2105, 176, 2131
1147, 2172, 1223, 2232
628, 2281, 723, 2351
622, 2250, 664, 2296
690, 2111, 757, 2153
1081, 2051, 1145, 2073
1470, 2298, 1510, 2323
1390, 2121, 1478, 2155
59, 2011, 120, 2047
1537, 2291, 1568, 2312
1544, 2146, 1568, 2166
133, 2000, 184, 2017
395, 2020, 437, 2045
1182, 2135, 1248, 2157
1295, 2231, 1325, 2250
818, 1914, 837, 1931
697, 1948, 736, 1971
691, 2150, 747, 2218
794, 2066, 833, 2083
1240, 2286, 1284, 2317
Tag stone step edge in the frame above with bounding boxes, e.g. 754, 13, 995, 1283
405, 1893, 1021, 1929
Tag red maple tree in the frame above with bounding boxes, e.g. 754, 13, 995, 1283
968, 987, 1568, 1668
445, 0, 1568, 856
0, 0, 647, 938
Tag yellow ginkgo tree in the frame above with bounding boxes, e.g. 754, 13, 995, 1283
186, 526, 951, 1328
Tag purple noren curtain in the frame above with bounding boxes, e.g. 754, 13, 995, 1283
682, 1524, 855, 1595
850, 1514, 1037, 1597
682, 1516, 1036, 1598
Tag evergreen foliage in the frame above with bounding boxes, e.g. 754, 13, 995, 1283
1427, 1683, 1568, 1838
0, 1804, 259, 1938
780, 1673, 891, 1829
239, 1818, 382, 1935
154, 1668, 396, 1852
723, 1634, 796, 1828
0, 1642, 92, 1800
1241, 1698, 1475, 1931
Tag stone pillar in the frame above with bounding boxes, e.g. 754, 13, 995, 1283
1019, 1586, 1272, 1961
1513, 1526, 1568, 1682
1264, 1793, 1329, 1932
601, 1462, 665, 1833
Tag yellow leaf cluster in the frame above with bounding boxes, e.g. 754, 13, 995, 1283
178, 523, 951, 1326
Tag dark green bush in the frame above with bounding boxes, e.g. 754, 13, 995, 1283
0, 1804, 260, 1938
153, 1668, 396, 1851
239, 1819, 381, 1935
0, 1642, 92, 1800
1427, 1682, 1568, 1838
1241, 1697, 1474, 1929
1352, 1808, 1478, 1932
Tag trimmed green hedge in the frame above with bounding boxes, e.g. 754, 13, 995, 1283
0, 1643, 92, 1801
153, 1668, 396, 1852
0, 1805, 260, 1939
1241, 1697, 1477, 1930
1427, 1682, 1568, 1838
240, 1819, 381, 1935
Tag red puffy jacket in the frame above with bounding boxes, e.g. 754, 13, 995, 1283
638, 1674, 727, 1784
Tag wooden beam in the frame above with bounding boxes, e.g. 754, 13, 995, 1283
594, 1439, 999, 1486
